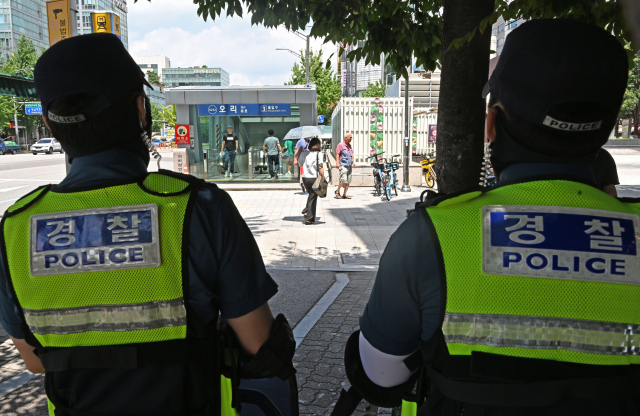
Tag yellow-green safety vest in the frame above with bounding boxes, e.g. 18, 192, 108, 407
1, 172, 238, 416
401, 178, 640, 414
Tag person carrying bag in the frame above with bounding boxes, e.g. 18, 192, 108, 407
301, 138, 326, 225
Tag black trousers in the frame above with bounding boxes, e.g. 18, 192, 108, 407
302, 177, 318, 222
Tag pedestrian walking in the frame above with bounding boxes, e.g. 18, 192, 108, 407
263, 129, 283, 179
0, 33, 297, 416
220, 124, 238, 178
301, 138, 324, 225
294, 136, 311, 194
283, 137, 295, 175
335, 132, 356, 199
332, 20, 639, 416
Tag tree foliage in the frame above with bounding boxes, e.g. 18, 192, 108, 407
285, 48, 341, 124
150, 102, 177, 133
0, 36, 44, 139
621, 50, 640, 116
361, 80, 387, 98
179, 0, 632, 80
147, 70, 163, 87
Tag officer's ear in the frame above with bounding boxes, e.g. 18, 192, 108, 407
42, 115, 51, 130
136, 95, 148, 128
486, 106, 498, 143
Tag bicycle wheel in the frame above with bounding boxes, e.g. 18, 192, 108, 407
426, 169, 436, 188
393, 173, 398, 196
384, 177, 391, 201
374, 175, 382, 196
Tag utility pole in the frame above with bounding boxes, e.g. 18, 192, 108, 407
12, 97, 19, 145
305, 35, 310, 85
401, 69, 411, 192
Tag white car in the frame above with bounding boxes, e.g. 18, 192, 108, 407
32, 138, 63, 154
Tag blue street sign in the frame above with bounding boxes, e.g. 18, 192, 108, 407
198, 104, 291, 117
25, 103, 42, 115
318, 115, 325, 124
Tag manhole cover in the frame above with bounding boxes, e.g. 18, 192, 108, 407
340, 253, 382, 265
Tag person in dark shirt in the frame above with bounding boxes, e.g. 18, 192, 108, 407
0, 33, 295, 415
220, 125, 239, 178
592, 148, 620, 196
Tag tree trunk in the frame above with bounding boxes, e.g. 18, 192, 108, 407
435, 0, 495, 194
634, 105, 639, 138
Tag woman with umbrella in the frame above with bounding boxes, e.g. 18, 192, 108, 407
287, 126, 324, 194
300, 137, 325, 225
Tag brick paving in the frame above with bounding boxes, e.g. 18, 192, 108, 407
294, 272, 380, 416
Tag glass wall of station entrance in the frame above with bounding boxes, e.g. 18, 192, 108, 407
198, 104, 301, 181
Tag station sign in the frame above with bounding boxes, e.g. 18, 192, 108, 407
91, 12, 121, 39
25, 103, 42, 115
198, 104, 291, 117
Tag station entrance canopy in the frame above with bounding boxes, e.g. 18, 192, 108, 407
0, 73, 38, 99
166, 85, 317, 182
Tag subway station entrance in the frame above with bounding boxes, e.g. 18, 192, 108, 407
165, 85, 317, 182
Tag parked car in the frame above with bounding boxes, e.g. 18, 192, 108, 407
32, 138, 63, 154
0, 138, 21, 155
151, 138, 164, 147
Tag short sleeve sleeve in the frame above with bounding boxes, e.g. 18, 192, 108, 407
359, 211, 442, 356
188, 185, 278, 320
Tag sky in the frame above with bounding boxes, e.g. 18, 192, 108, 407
127, 0, 337, 86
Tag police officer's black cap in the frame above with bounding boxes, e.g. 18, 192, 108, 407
35, 33, 153, 124
483, 19, 628, 132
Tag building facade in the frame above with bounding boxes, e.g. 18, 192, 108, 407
144, 82, 165, 106
0, 0, 128, 58
134, 55, 171, 81
162, 67, 230, 88
339, 41, 389, 97
491, 16, 525, 58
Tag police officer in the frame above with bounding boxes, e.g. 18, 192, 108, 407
333, 20, 639, 416
0, 34, 296, 415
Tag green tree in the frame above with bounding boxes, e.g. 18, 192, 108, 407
147, 70, 163, 87
150, 102, 177, 133
361, 80, 387, 98
202, 65, 208, 68
1, 36, 43, 141
285, 48, 341, 124
157, 0, 633, 192
621, 50, 640, 136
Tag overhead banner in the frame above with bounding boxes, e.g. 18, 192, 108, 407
198, 104, 291, 117
46, 0, 71, 46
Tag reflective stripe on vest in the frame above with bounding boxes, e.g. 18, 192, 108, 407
23, 298, 187, 335
426, 179, 640, 365
443, 312, 640, 356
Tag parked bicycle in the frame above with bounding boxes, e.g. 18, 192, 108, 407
420, 152, 437, 188
369, 153, 388, 199
386, 154, 401, 200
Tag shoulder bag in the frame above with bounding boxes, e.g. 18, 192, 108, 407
312, 152, 328, 198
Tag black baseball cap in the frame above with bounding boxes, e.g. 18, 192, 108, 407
483, 19, 628, 134
34, 33, 152, 124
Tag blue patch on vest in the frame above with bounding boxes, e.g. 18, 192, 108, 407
483, 205, 640, 285
30, 204, 161, 276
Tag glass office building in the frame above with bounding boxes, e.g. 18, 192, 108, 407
165, 85, 317, 182
0, 0, 128, 58
163, 68, 230, 88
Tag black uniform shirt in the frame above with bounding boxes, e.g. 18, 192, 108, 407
224, 134, 238, 151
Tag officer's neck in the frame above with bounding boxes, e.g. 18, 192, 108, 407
58, 149, 148, 190
499, 162, 596, 185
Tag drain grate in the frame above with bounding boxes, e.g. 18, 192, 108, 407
340, 252, 381, 265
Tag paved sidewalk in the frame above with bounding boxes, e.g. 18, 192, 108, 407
228, 186, 423, 270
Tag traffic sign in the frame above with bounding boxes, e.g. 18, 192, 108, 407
318, 115, 325, 124
91, 12, 121, 39
175, 125, 190, 145
25, 103, 42, 115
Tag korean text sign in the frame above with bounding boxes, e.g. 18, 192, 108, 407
174, 125, 190, 145
483, 205, 640, 285
46, 0, 71, 47
30, 205, 161, 276
198, 104, 291, 117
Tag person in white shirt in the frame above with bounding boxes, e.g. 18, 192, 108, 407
301, 137, 324, 225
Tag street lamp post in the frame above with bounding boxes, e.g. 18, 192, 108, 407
401, 67, 411, 192
277, 26, 312, 85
